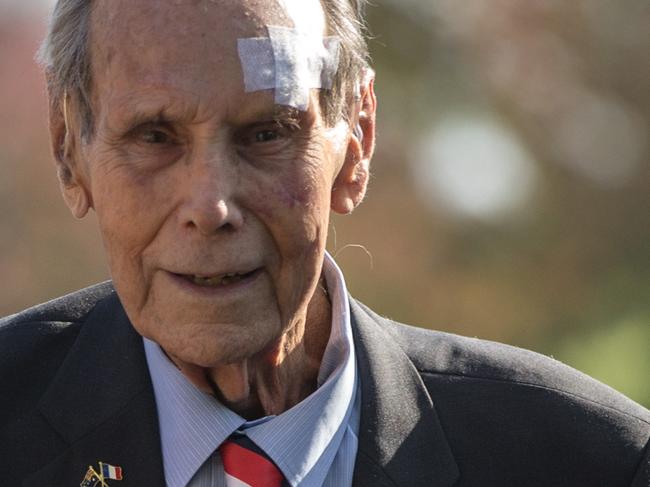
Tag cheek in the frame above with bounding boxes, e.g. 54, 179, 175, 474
89, 159, 175, 268
246, 156, 332, 232
270, 178, 310, 209
251, 136, 335, 215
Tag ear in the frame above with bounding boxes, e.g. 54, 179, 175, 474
331, 74, 377, 214
47, 89, 92, 219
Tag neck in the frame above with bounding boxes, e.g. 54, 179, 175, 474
170, 282, 332, 419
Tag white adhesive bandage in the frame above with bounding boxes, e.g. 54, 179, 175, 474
238, 27, 340, 111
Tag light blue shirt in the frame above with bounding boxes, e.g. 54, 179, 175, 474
144, 253, 360, 487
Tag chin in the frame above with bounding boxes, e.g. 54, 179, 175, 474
149, 317, 283, 367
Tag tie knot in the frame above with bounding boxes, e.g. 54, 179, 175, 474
220, 434, 286, 487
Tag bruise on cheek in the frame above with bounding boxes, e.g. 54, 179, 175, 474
272, 182, 310, 209
246, 176, 309, 219
273, 148, 328, 210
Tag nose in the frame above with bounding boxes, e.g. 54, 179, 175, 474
179, 153, 244, 235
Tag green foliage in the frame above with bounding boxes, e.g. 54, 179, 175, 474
552, 316, 650, 408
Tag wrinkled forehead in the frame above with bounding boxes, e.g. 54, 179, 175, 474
89, 0, 328, 61
88, 0, 330, 114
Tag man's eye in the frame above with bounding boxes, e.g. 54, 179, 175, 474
254, 129, 281, 143
140, 130, 171, 144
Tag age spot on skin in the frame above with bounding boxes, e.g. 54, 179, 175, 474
273, 183, 308, 209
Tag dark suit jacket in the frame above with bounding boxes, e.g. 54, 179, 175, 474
1, 282, 649, 486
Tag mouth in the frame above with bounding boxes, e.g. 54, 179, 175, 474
174, 268, 261, 288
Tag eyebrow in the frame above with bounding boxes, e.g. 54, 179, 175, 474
234, 103, 302, 128
123, 109, 170, 131
108, 91, 304, 134
271, 105, 300, 121
106, 96, 190, 134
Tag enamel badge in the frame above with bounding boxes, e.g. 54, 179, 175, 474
80, 462, 123, 486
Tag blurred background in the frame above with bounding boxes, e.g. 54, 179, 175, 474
1, 0, 648, 406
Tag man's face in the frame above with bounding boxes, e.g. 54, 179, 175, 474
73, 0, 357, 367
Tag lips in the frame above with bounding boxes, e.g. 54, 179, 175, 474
173, 268, 260, 288
187, 271, 255, 287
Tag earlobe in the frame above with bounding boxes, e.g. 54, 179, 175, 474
60, 178, 91, 219
48, 91, 92, 219
331, 72, 377, 215
331, 155, 369, 214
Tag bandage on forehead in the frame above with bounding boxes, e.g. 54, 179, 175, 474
237, 26, 340, 111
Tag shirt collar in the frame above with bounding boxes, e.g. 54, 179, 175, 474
245, 251, 357, 486
145, 252, 356, 487
143, 341, 244, 487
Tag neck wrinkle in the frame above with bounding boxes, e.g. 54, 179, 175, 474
209, 277, 332, 419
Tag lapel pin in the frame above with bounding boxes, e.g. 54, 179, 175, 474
80, 462, 123, 487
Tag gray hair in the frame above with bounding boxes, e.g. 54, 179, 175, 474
37, 0, 371, 141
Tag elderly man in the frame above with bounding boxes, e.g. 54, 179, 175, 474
1, 0, 648, 486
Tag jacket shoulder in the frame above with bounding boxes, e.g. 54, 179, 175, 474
355, 300, 650, 423
0, 281, 115, 330
0, 282, 116, 416
352, 299, 650, 485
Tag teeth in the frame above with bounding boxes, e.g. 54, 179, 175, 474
190, 273, 244, 287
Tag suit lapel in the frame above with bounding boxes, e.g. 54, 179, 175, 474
24, 291, 165, 487
21, 287, 457, 486
350, 300, 459, 487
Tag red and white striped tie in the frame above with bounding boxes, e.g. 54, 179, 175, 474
220, 435, 285, 487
